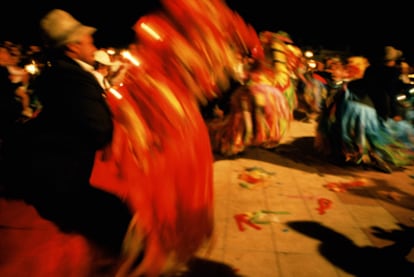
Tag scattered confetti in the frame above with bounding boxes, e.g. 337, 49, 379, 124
234, 210, 290, 231
234, 214, 262, 231
316, 198, 332, 214
249, 210, 289, 224
324, 179, 366, 192
238, 166, 275, 189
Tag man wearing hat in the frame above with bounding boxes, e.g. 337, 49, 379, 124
364, 45, 407, 120
4, 9, 133, 257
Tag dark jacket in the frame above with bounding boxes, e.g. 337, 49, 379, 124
364, 64, 406, 119
11, 54, 113, 196
4, 54, 133, 253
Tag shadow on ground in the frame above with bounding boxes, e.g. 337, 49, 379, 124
287, 220, 414, 277
214, 136, 366, 176
236, 137, 414, 212
177, 257, 244, 277
350, 179, 414, 211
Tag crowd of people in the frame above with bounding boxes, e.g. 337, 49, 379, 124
311, 47, 414, 173
201, 30, 414, 173
1, 1, 414, 276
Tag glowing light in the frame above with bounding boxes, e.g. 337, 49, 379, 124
121, 50, 141, 66
304, 50, 314, 59
25, 61, 39, 75
108, 87, 123, 99
140, 22, 162, 41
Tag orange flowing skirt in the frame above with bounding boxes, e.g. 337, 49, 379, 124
90, 70, 215, 276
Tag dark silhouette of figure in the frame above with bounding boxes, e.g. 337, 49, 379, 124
287, 221, 414, 276
364, 46, 407, 120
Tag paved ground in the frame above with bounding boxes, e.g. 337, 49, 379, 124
1, 118, 414, 276
207, 119, 414, 277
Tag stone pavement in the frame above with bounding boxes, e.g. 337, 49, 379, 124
1, 119, 414, 276
201, 119, 414, 276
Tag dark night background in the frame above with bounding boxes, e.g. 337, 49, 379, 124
1, 1, 413, 63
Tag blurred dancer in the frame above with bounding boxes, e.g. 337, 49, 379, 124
91, 0, 269, 275
315, 56, 414, 173
207, 56, 292, 155
260, 30, 303, 111
364, 46, 407, 121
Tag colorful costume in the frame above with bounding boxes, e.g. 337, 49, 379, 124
90, 0, 263, 275
260, 30, 303, 111
315, 77, 414, 173
207, 64, 292, 155
205, 30, 306, 156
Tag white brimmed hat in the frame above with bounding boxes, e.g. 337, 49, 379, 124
94, 50, 114, 66
40, 9, 96, 47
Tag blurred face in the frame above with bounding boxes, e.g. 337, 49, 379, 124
67, 34, 97, 66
